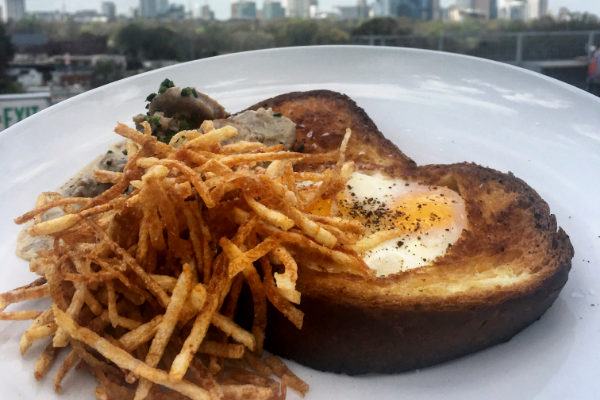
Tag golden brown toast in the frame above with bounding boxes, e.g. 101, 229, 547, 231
243, 90, 574, 374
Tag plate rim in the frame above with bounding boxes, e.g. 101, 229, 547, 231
2, 45, 599, 143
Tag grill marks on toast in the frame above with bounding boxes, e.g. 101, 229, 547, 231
244, 90, 573, 308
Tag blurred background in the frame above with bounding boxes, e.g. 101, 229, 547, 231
0, 0, 599, 131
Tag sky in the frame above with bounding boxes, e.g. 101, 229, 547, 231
24, 0, 600, 21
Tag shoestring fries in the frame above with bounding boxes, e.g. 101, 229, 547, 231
5, 120, 368, 399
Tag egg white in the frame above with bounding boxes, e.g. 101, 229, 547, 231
341, 172, 467, 277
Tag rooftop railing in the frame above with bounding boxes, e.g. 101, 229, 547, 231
352, 30, 600, 65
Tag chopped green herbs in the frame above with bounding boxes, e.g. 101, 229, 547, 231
144, 115, 161, 127
145, 104, 150, 109
145, 115, 162, 125
158, 79, 175, 94
191, 89, 198, 98
122, 150, 128, 155
106, 160, 112, 166
157, 133, 175, 144
146, 93, 157, 102
107, 150, 113, 154
296, 143, 305, 153
179, 120, 191, 131
273, 113, 282, 117
160, 79, 174, 90
181, 87, 193, 97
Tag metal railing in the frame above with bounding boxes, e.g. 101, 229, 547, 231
352, 30, 600, 65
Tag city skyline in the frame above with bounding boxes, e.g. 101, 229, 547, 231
19, 0, 600, 20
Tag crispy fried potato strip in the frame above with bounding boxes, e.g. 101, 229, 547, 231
5, 122, 358, 400
54, 306, 210, 400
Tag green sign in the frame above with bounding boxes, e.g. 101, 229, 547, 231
1, 106, 40, 129
0, 94, 51, 131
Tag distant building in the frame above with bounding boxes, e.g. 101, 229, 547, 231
101, 2, 116, 19
48, 37, 108, 55
452, 0, 496, 19
30, 10, 62, 21
10, 33, 48, 53
557, 6, 570, 21
335, 6, 358, 19
157, 0, 170, 15
129, 6, 139, 18
498, 0, 526, 20
140, 0, 157, 17
440, 5, 449, 19
334, 0, 370, 19
232, 1, 257, 19
73, 10, 107, 23
524, 0, 547, 20
357, 0, 370, 17
5, 0, 25, 21
164, 4, 185, 19
7, 68, 44, 88
52, 54, 127, 71
432, 0, 441, 19
286, 0, 310, 18
50, 54, 127, 90
142, 60, 178, 70
372, 0, 436, 20
263, 0, 285, 19
312, 10, 338, 18
489, 0, 497, 19
202, 4, 215, 20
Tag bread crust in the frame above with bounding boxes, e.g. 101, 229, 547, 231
244, 90, 574, 374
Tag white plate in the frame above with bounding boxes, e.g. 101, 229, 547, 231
0, 46, 599, 400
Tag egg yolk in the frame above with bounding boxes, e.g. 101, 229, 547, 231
328, 191, 458, 234
390, 193, 457, 232
305, 197, 332, 216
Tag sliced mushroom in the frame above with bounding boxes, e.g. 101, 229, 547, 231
149, 87, 226, 125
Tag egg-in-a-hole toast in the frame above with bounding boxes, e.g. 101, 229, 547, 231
242, 90, 574, 375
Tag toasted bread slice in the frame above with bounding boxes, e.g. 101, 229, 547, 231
243, 90, 574, 374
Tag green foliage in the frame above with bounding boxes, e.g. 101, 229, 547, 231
528, 13, 600, 31
91, 60, 124, 88
275, 19, 319, 46
353, 18, 409, 36
0, 22, 21, 94
232, 30, 275, 52
413, 20, 445, 36
10, 14, 44, 34
115, 23, 145, 58
116, 24, 182, 61
272, 19, 351, 47
313, 28, 350, 45
9, 14, 599, 72
0, 23, 14, 73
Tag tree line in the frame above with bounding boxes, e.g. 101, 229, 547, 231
4, 13, 600, 65
1, 13, 599, 93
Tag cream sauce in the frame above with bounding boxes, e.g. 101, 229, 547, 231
15, 141, 128, 261
216, 108, 297, 151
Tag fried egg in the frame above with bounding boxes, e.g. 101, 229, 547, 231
308, 172, 467, 277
